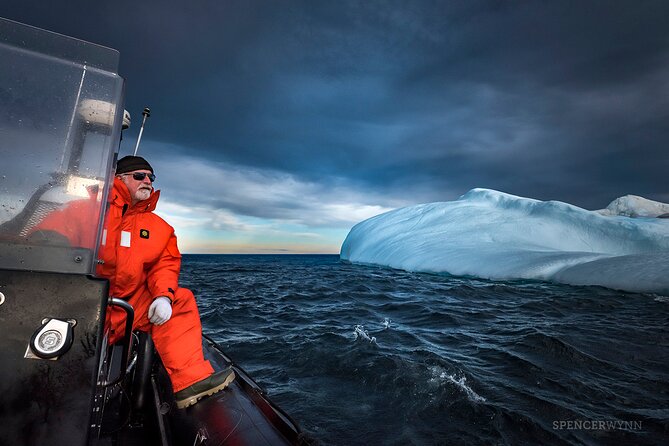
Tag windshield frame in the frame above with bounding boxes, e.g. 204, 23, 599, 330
0, 18, 125, 274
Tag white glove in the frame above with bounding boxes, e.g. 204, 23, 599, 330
148, 296, 172, 325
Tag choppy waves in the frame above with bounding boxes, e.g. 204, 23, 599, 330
181, 254, 669, 445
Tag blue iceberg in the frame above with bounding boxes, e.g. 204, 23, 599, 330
340, 189, 669, 295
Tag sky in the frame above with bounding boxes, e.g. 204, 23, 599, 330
2, 1, 669, 253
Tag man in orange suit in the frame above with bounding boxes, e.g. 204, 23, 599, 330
37, 155, 234, 408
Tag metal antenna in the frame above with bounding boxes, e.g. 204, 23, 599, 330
133, 107, 151, 156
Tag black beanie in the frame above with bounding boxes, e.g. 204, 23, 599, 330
116, 156, 154, 174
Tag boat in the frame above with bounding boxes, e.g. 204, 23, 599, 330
0, 17, 312, 445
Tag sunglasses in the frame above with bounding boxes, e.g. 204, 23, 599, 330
120, 172, 156, 182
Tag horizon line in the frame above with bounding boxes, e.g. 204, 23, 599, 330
182, 252, 340, 255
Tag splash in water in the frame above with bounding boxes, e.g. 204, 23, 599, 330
443, 373, 486, 403
353, 325, 377, 344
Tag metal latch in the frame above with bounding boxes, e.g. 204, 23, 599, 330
26, 318, 76, 360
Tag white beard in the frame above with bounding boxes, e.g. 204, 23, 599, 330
134, 188, 151, 202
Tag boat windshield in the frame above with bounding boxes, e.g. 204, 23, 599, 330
0, 18, 125, 274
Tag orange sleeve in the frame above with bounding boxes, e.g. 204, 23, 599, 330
146, 231, 182, 303
31, 199, 98, 248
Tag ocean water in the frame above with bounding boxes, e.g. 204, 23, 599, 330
180, 254, 669, 446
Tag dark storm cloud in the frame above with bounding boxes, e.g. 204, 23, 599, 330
3, 0, 669, 212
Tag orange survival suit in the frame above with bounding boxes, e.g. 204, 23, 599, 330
36, 178, 214, 392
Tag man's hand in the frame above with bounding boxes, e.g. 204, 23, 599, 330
148, 296, 173, 325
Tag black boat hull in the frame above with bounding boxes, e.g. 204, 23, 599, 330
152, 335, 307, 445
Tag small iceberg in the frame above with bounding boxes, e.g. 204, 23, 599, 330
340, 189, 669, 295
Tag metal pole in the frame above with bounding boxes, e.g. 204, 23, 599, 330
59, 66, 87, 172
133, 107, 151, 156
